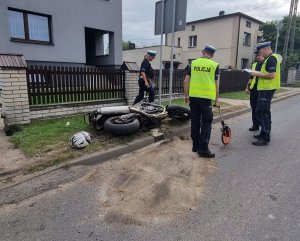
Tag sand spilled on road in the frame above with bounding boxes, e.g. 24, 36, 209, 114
86, 137, 216, 224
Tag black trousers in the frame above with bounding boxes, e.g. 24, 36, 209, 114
256, 90, 275, 141
189, 97, 213, 151
250, 88, 259, 128
133, 78, 155, 104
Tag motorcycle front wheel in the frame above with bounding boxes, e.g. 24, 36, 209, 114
104, 116, 140, 135
167, 105, 191, 121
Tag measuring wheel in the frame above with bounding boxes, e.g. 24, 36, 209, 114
215, 105, 232, 145
221, 125, 232, 145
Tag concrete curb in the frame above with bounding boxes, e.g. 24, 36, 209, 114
1, 91, 299, 191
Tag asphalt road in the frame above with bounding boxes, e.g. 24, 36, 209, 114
0, 95, 300, 241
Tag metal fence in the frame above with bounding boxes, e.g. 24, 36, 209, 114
153, 69, 185, 95
26, 66, 125, 106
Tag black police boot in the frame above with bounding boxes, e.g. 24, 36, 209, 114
192, 142, 198, 152
253, 134, 261, 139
249, 126, 259, 131
252, 139, 269, 146
198, 149, 215, 158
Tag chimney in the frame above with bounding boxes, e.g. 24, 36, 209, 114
219, 11, 225, 16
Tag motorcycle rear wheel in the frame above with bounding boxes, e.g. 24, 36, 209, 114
104, 116, 140, 135
167, 105, 191, 121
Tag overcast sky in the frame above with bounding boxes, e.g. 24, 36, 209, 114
122, 0, 290, 47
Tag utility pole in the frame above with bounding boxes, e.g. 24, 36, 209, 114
275, 20, 283, 53
282, 0, 295, 71
290, 0, 299, 54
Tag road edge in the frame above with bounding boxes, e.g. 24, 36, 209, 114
1, 91, 299, 192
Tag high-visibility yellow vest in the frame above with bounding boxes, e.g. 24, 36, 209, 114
189, 58, 219, 100
257, 54, 281, 90
250, 62, 257, 89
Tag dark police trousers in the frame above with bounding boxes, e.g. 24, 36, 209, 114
255, 90, 275, 141
133, 78, 155, 104
189, 97, 213, 151
250, 88, 259, 128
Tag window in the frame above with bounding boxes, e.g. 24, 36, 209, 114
177, 37, 181, 47
188, 35, 197, 48
95, 33, 110, 56
246, 21, 251, 28
8, 8, 52, 44
191, 25, 195, 31
243, 32, 251, 46
241, 58, 249, 69
257, 36, 263, 43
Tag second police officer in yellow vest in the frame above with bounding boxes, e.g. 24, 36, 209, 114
249, 41, 281, 146
184, 44, 220, 158
245, 51, 264, 132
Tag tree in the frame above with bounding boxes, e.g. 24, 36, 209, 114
122, 41, 136, 50
260, 16, 300, 68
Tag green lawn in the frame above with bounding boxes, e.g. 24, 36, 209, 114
14, 88, 289, 172
161, 98, 188, 107
161, 98, 231, 107
286, 81, 300, 88
220, 88, 287, 100
220, 91, 250, 100
10, 114, 147, 173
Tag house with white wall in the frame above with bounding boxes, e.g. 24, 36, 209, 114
0, 0, 122, 66
123, 45, 183, 70
166, 11, 264, 69
123, 12, 264, 70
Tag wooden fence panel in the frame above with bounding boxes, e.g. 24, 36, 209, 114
26, 65, 126, 106
153, 69, 249, 96
219, 70, 249, 93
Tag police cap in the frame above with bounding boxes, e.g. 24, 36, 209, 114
203, 44, 217, 54
255, 41, 271, 51
147, 50, 157, 57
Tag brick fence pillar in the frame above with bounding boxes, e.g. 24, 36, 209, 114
0, 54, 30, 126
124, 70, 139, 105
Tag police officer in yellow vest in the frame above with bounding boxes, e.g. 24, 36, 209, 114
249, 41, 281, 146
245, 51, 264, 132
183, 44, 220, 158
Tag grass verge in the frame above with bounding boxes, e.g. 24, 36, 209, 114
285, 82, 300, 88
9, 98, 248, 174
10, 114, 150, 173
220, 88, 287, 100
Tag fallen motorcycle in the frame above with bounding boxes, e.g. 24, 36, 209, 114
86, 101, 191, 135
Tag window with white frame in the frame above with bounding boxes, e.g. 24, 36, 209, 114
243, 32, 251, 46
246, 21, 251, 28
8, 8, 52, 44
189, 35, 197, 48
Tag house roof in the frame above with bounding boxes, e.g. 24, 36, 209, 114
0, 54, 27, 69
187, 12, 264, 26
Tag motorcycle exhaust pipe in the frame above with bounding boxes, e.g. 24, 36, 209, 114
96, 106, 131, 115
